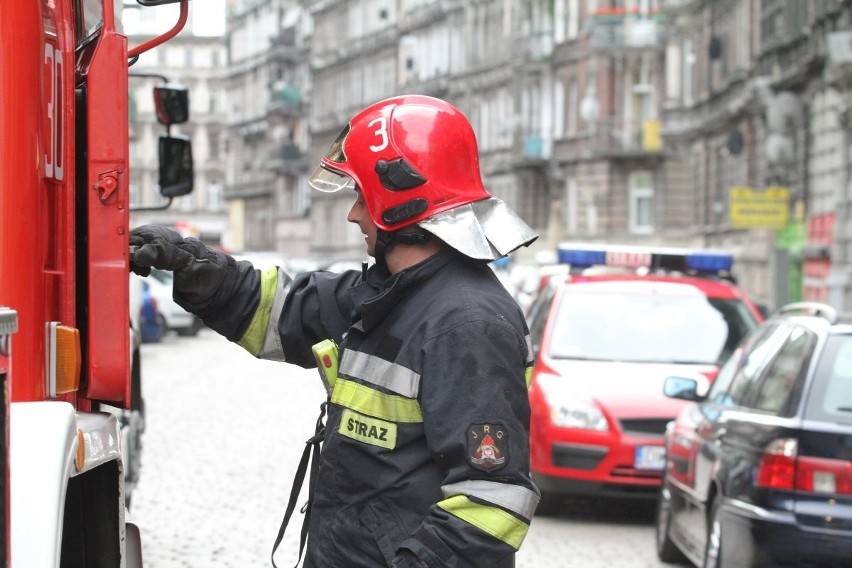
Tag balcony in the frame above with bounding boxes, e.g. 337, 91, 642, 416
590, 11, 665, 52
267, 143, 305, 173
589, 117, 664, 158
511, 133, 552, 168
268, 30, 301, 62
520, 31, 554, 62
267, 84, 303, 117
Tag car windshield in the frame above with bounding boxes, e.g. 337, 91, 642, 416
548, 282, 757, 364
805, 334, 852, 425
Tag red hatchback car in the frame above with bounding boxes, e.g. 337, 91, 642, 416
526, 244, 764, 509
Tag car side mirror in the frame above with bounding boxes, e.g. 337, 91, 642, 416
158, 135, 193, 198
153, 84, 190, 126
663, 376, 701, 401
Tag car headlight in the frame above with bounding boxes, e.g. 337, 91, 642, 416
534, 372, 609, 431
549, 402, 609, 431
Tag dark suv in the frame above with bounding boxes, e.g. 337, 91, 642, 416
656, 302, 852, 568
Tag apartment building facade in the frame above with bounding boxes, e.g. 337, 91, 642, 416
303, 0, 674, 265
217, 0, 852, 310
224, 0, 312, 254
662, 0, 852, 309
126, 3, 230, 247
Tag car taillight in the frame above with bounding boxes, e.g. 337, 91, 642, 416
795, 456, 852, 494
756, 438, 798, 490
756, 438, 852, 494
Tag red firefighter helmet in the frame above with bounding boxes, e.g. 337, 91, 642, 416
309, 95, 537, 260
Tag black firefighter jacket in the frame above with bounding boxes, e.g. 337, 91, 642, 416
177, 248, 540, 568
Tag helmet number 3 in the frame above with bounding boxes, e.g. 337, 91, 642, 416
368, 116, 388, 153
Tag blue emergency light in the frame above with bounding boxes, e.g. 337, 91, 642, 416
557, 244, 734, 275
557, 247, 607, 267
684, 251, 733, 273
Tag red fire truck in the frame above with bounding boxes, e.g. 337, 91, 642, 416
0, 1, 193, 565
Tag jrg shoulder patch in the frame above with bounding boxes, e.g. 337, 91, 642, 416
467, 423, 508, 472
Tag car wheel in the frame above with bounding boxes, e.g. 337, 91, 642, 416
176, 317, 203, 337
156, 314, 167, 337
703, 497, 723, 568
655, 482, 687, 563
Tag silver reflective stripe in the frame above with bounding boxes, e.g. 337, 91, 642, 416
524, 334, 534, 364
339, 349, 420, 398
257, 268, 291, 361
442, 480, 540, 521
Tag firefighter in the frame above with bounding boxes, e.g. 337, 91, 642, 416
130, 95, 540, 568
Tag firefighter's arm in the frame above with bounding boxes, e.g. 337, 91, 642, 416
396, 320, 539, 567
178, 264, 360, 368
129, 225, 358, 366
129, 224, 273, 341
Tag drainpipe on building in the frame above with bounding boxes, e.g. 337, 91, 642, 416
765, 89, 805, 308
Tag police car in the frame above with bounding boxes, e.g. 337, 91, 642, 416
525, 244, 764, 509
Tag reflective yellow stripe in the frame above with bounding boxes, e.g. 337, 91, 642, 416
238, 267, 278, 356
331, 378, 422, 423
437, 495, 529, 550
525, 366, 533, 389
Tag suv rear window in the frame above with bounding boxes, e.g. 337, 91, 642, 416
548, 282, 757, 364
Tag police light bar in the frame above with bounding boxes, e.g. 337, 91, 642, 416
557, 243, 734, 274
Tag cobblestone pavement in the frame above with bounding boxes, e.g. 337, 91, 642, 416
131, 329, 688, 568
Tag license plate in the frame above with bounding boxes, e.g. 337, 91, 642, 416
635, 445, 666, 470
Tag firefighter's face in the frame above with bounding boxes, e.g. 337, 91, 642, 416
347, 188, 378, 257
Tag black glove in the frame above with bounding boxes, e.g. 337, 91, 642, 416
129, 225, 228, 303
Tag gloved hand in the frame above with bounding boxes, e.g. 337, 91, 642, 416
129, 225, 228, 303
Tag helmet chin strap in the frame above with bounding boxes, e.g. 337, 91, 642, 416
374, 228, 432, 271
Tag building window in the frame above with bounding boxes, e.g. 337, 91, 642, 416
682, 38, 695, 106
566, 77, 577, 136
629, 170, 654, 234
129, 181, 141, 207
564, 0, 580, 41
665, 43, 681, 101
565, 177, 578, 234
553, 79, 565, 139
208, 182, 222, 212
209, 131, 219, 159
179, 190, 194, 212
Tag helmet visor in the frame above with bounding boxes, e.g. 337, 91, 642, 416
308, 165, 356, 193
325, 125, 350, 163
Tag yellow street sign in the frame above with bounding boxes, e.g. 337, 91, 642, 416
729, 186, 789, 229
